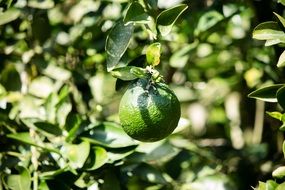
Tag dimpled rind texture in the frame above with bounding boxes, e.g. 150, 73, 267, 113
119, 78, 181, 142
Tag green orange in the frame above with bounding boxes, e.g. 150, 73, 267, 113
119, 78, 181, 142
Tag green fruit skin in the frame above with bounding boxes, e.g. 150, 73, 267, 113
119, 78, 181, 142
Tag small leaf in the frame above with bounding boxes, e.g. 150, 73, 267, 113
130, 67, 147, 78
65, 114, 82, 143
146, 42, 161, 66
252, 21, 285, 43
277, 51, 285, 67
61, 141, 90, 169
265, 39, 282, 46
0, 8, 21, 25
274, 12, 285, 29
248, 84, 284, 102
3, 166, 31, 190
156, 4, 188, 36
111, 66, 139, 81
84, 146, 108, 170
124, 2, 149, 24
105, 20, 134, 71
266, 111, 283, 121
277, 85, 285, 109
81, 122, 137, 148
273, 166, 285, 178
34, 122, 62, 136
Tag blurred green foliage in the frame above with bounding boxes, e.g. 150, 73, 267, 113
0, 0, 284, 190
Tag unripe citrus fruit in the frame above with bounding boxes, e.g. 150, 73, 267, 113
119, 78, 181, 142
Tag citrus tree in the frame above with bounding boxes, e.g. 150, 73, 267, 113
0, 0, 282, 190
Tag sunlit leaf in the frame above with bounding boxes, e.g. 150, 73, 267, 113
28, 0, 54, 9
253, 21, 285, 43
111, 66, 139, 81
61, 141, 90, 169
81, 122, 137, 148
248, 84, 284, 102
3, 166, 31, 190
124, 2, 149, 24
146, 42, 161, 66
0, 8, 20, 25
156, 4, 188, 36
273, 166, 285, 178
266, 111, 283, 121
277, 50, 285, 67
28, 76, 54, 98
84, 146, 108, 170
105, 20, 134, 71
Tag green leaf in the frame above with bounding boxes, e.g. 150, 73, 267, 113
277, 86, 285, 109
132, 163, 167, 184
81, 122, 137, 148
124, 2, 149, 24
105, 20, 134, 71
248, 84, 284, 102
130, 67, 147, 78
84, 146, 108, 170
107, 146, 136, 163
276, 182, 285, 190
61, 141, 90, 169
156, 4, 188, 36
274, 12, 285, 29
147, 0, 158, 9
257, 181, 266, 190
111, 66, 139, 81
65, 114, 82, 143
28, 0, 54, 9
277, 51, 285, 67
34, 122, 62, 136
278, 0, 285, 6
266, 180, 278, 190
39, 166, 69, 180
273, 166, 285, 178
7, 132, 60, 154
7, 132, 41, 148
28, 76, 54, 98
266, 111, 283, 121
252, 21, 285, 43
194, 11, 223, 37
3, 166, 31, 190
0, 8, 21, 25
127, 141, 178, 163
146, 42, 161, 66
